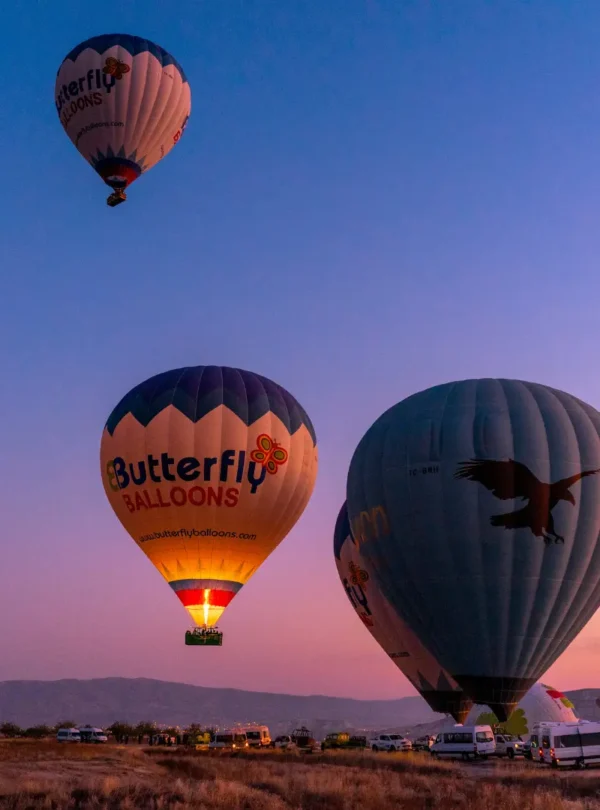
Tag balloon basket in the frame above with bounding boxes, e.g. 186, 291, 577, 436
185, 627, 223, 646
107, 190, 127, 207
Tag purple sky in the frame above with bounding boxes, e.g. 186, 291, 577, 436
2, 0, 600, 698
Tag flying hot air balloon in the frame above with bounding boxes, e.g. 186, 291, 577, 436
347, 378, 600, 721
100, 365, 318, 645
334, 502, 471, 723
55, 34, 191, 207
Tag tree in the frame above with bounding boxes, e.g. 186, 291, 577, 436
134, 721, 156, 737
54, 721, 77, 731
23, 725, 53, 739
107, 722, 135, 741
0, 723, 23, 738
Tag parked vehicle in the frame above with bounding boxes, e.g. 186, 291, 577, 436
321, 732, 350, 751
272, 735, 295, 750
78, 726, 108, 744
529, 722, 562, 762
347, 735, 369, 749
494, 733, 525, 759
243, 726, 271, 748
56, 728, 81, 743
209, 730, 249, 750
539, 721, 600, 768
412, 736, 435, 752
370, 734, 412, 752
431, 726, 495, 760
291, 727, 319, 753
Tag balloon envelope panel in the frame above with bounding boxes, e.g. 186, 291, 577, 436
334, 502, 471, 722
347, 378, 600, 720
100, 366, 318, 627
56, 34, 191, 190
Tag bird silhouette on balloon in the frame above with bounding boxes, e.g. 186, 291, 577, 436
454, 459, 600, 545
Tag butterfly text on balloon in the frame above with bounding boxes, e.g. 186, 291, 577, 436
55, 68, 121, 126
105, 449, 269, 494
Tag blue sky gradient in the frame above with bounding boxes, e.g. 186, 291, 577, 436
2, 0, 600, 697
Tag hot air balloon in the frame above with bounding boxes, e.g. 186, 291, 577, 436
100, 365, 318, 644
334, 502, 472, 723
55, 34, 191, 207
347, 378, 600, 721
469, 682, 577, 738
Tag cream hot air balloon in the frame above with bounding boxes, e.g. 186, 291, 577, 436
100, 365, 318, 645
468, 682, 577, 741
55, 34, 191, 206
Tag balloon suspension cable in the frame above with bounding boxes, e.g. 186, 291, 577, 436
107, 189, 127, 208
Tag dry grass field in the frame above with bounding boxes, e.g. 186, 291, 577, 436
1, 741, 600, 809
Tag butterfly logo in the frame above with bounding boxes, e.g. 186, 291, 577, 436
250, 434, 289, 475
348, 561, 369, 589
103, 57, 131, 80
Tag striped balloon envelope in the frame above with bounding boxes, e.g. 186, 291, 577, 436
100, 366, 318, 634
55, 34, 191, 205
347, 378, 600, 720
334, 502, 472, 723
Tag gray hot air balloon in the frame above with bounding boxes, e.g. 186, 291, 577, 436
334, 501, 472, 723
346, 378, 600, 721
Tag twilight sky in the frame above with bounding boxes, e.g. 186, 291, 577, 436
2, 0, 600, 699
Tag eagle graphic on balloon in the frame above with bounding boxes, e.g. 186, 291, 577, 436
454, 459, 600, 545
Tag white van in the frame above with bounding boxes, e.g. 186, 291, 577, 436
243, 725, 271, 748
431, 725, 495, 760
208, 730, 249, 750
56, 728, 81, 743
539, 721, 600, 768
78, 726, 108, 744
529, 722, 561, 762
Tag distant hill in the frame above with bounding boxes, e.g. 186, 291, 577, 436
0, 678, 442, 736
0, 679, 597, 737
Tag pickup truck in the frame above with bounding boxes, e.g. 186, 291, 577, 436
494, 733, 525, 759
370, 734, 412, 752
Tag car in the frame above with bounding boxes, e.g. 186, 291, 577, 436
56, 728, 81, 743
370, 734, 412, 752
412, 736, 435, 752
321, 732, 350, 751
494, 733, 525, 759
431, 725, 495, 761
291, 727, 319, 753
538, 721, 600, 768
347, 735, 369, 750
243, 726, 271, 748
208, 730, 249, 750
78, 726, 108, 744
272, 735, 295, 750
529, 723, 562, 762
